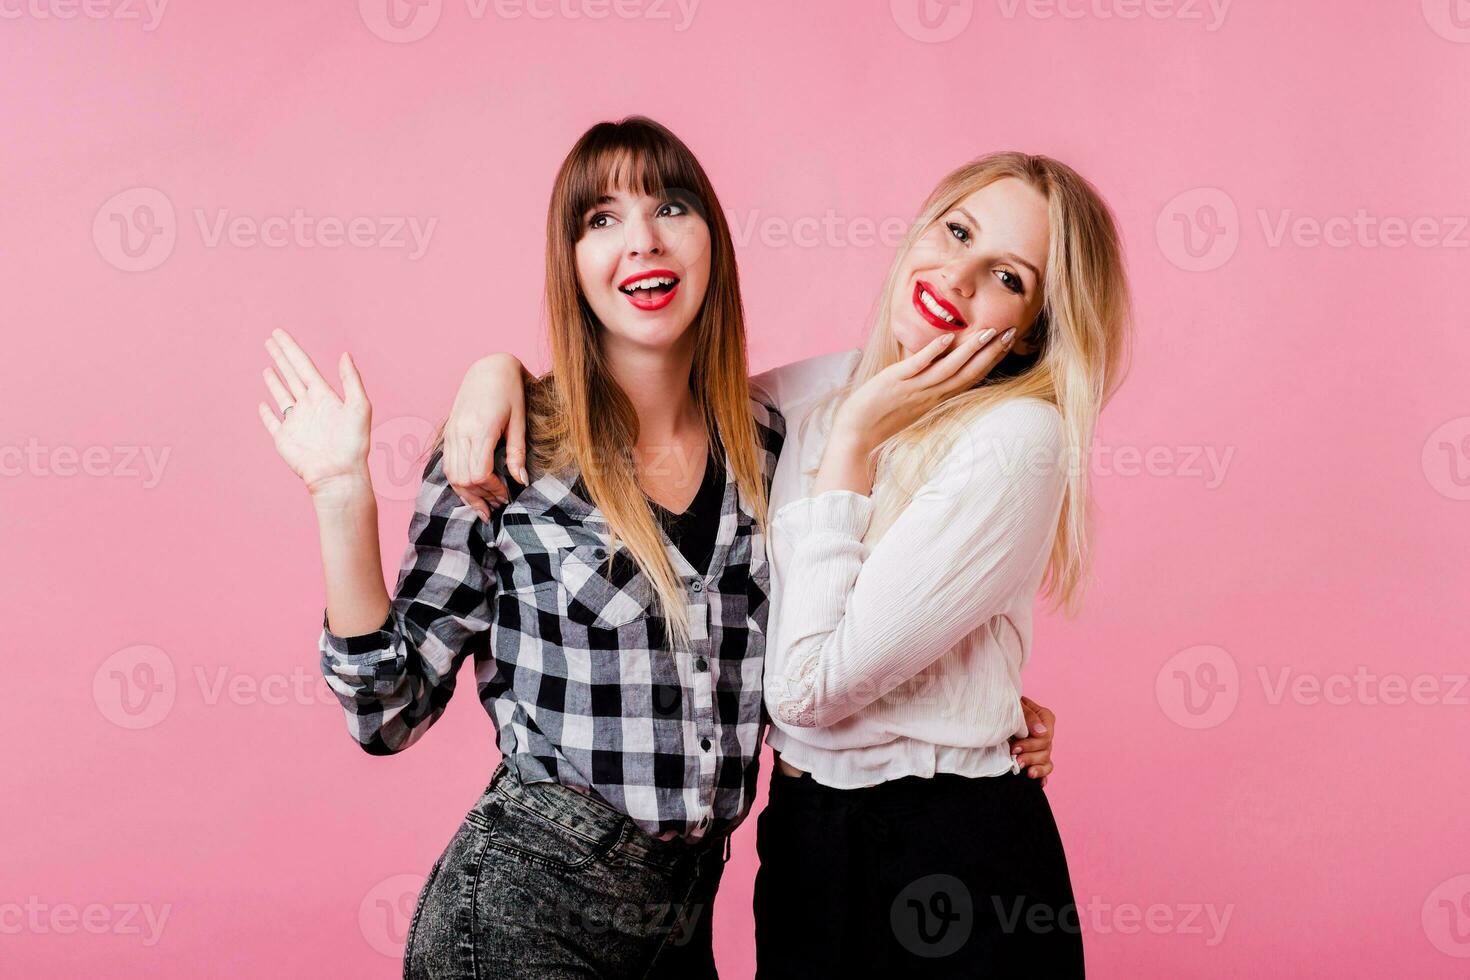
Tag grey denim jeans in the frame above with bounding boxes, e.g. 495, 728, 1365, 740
404, 761, 733, 979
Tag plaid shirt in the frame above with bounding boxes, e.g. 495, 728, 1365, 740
319, 392, 785, 841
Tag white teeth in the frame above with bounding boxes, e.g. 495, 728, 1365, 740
623, 276, 676, 292
919, 287, 958, 324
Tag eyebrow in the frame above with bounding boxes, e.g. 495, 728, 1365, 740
956, 207, 1042, 283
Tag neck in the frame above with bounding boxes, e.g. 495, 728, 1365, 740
602, 335, 702, 448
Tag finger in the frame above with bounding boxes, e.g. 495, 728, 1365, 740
892, 333, 957, 380
505, 397, 529, 485
265, 338, 307, 399
1041, 774, 1049, 789
450, 432, 508, 507
943, 326, 1016, 393
1011, 736, 1052, 756
1028, 761, 1054, 780
1016, 751, 1051, 770
339, 351, 368, 406
462, 480, 506, 519
449, 480, 494, 523
1020, 699, 1042, 734
262, 368, 293, 412
257, 402, 281, 436
464, 430, 496, 492
270, 328, 330, 392
913, 326, 999, 389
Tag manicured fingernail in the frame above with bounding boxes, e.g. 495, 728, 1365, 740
1012, 744, 1022, 755
1034, 722, 1047, 734
1001, 328, 1017, 345
977, 328, 996, 343
940, 334, 955, 345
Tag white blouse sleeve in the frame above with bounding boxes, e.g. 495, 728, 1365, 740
764, 398, 1067, 729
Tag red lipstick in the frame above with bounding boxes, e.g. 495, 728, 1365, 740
619, 268, 681, 311
912, 280, 968, 331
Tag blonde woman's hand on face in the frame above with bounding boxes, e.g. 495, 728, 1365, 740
833, 325, 1017, 456
442, 354, 530, 522
1010, 694, 1056, 788
257, 328, 373, 501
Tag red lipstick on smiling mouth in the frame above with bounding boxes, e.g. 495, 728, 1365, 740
619, 268, 681, 311
912, 280, 968, 331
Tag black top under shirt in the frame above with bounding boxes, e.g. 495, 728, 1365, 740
650, 443, 725, 577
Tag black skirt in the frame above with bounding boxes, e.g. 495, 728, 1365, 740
753, 762, 1085, 978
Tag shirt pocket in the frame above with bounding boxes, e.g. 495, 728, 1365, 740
538, 543, 653, 631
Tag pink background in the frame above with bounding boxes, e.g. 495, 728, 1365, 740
4, 0, 1469, 976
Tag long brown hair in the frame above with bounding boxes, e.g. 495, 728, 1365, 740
446, 117, 768, 647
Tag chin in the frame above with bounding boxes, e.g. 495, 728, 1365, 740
889, 308, 928, 356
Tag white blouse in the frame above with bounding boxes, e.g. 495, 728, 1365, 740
750, 349, 1068, 790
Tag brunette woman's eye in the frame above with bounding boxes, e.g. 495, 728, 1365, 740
947, 221, 971, 244
996, 269, 1023, 294
588, 212, 618, 230
656, 201, 688, 218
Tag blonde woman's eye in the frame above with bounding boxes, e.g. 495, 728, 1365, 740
947, 221, 970, 244
996, 269, 1023, 294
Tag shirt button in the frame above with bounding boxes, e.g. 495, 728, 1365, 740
695, 658, 708, 672
691, 581, 704, 593
594, 548, 607, 560
700, 737, 711, 751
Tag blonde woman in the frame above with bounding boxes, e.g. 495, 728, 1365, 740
434, 152, 1099, 975
749, 154, 1130, 977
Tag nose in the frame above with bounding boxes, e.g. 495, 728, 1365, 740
940, 253, 982, 299
623, 211, 664, 258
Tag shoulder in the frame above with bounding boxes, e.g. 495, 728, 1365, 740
748, 347, 863, 409
963, 396, 1064, 445
929, 397, 1066, 493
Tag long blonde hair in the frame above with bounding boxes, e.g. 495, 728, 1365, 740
817, 152, 1132, 616
438, 117, 768, 648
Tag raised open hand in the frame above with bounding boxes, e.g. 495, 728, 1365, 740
257, 327, 372, 498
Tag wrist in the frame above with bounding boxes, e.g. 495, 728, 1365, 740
826, 422, 877, 461
308, 468, 375, 510
474, 352, 524, 381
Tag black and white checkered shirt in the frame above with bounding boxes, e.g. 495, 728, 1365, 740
319, 392, 785, 841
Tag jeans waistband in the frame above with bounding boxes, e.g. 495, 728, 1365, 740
486, 761, 730, 871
